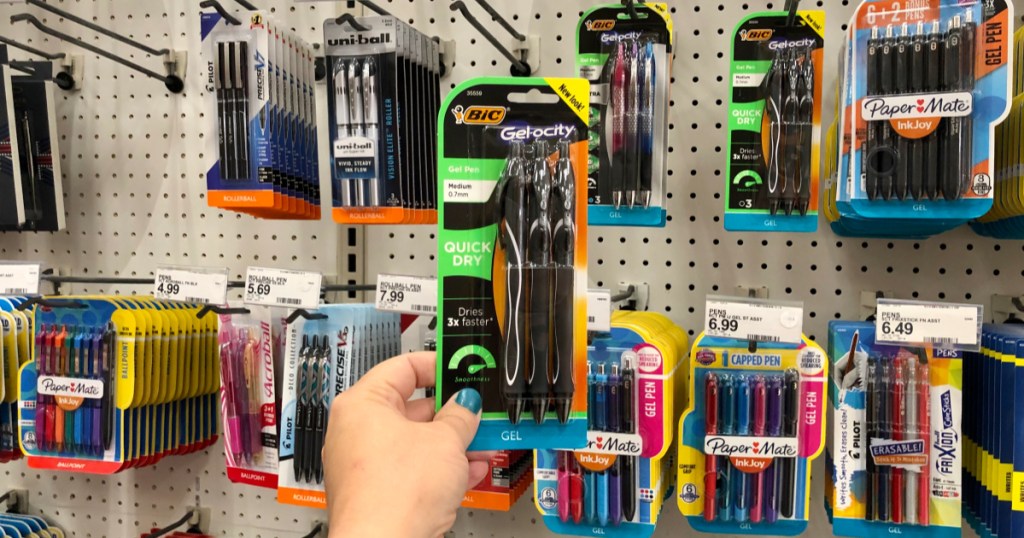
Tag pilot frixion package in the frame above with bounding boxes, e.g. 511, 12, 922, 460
0, 59, 65, 232
676, 332, 828, 535
724, 10, 825, 233
829, 0, 1013, 238
324, 15, 441, 225
826, 321, 962, 537
535, 311, 687, 536
217, 307, 278, 489
201, 10, 320, 220
18, 297, 220, 473
437, 77, 590, 451
277, 304, 402, 507
575, 3, 673, 227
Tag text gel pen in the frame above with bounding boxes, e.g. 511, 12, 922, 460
796, 49, 814, 216
923, 22, 941, 200
864, 28, 882, 200
781, 51, 801, 216
909, 22, 927, 201
624, 41, 640, 209
878, 26, 896, 201
496, 141, 528, 425
765, 53, 784, 214
595, 364, 607, 431
894, 23, 911, 201
551, 139, 576, 425
765, 375, 783, 523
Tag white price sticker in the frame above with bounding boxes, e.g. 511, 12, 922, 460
153, 266, 228, 305
375, 274, 437, 315
587, 290, 611, 332
243, 266, 322, 309
0, 263, 41, 296
704, 296, 804, 344
875, 299, 981, 349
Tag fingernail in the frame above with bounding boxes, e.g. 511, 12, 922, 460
454, 388, 482, 414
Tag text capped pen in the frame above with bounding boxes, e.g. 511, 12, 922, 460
877, 360, 891, 522
347, 59, 366, 207
780, 369, 799, 519
496, 141, 528, 425
865, 358, 878, 521
917, 362, 930, 525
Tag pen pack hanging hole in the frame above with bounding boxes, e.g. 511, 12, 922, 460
507, 89, 559, 104
509, 60, 532, 77
313, 44, 327, 82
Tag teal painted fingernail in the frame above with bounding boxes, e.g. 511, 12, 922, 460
454, 388, 482, 414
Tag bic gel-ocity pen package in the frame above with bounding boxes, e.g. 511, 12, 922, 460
0, 58, 65, 233
202, 11, 320, 220
325, 15, 440, 225
676, 332, 828, 535
724, 11, 825, 233
437, 77, 590, 451
575, 3, 673, 227
826, 321, 962, 537
217, 308, 278, 489
535, 311, 687, 536
277, 304, 402, 507
830, 0, 1013, 238
18, 297, 220, 473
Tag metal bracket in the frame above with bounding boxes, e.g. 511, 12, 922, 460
860, 290, 895, 322
991, 294, 1024, 323
735, 286, 769, 299
301, 520, 327, 538
436, 37, 456, 79
188, 506, 210, 534
511, 34, 540, 73
615, 281, 649, 311
0, 489, 28, 514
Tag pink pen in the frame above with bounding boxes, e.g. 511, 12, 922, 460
557, 451, 571, 523
917, 362, 930, 525
221, 340, 242, 465
750, 375, 767, 523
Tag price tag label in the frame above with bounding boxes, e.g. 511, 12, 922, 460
704, 296, 804, 344
875, 299, 981, 349
0, 262, 41, 296
243, 266, 322, 309
587, 290, 611, 332
153, 266, 228, 305
375, 274, 437, 315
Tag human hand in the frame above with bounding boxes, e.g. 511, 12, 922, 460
323, 352, 491, 538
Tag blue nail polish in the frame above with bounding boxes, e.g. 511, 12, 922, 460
455, 388, 482, 414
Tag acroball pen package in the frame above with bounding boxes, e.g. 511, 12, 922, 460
826, 321, 963, 538
676, 333, 828, 535
436, 77, 590, 451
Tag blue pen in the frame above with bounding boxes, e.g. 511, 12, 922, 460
595, 363, 607, 431
585, 469, 597, 524
735, 375, 752, 522
587, 361, 596, 430
719, 374, 735, 521
597, 466, 610, 526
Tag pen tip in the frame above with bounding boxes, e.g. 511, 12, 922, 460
642, 191, 652, 209
507, 400, 525, 425
627, 191, 636, 209
555, 399, 572, 425
531, 399, 549, 425
613, 192, 623, 210
769, 200, 780, 216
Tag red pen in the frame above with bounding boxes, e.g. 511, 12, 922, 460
750, 375, 767, 523
558, 451, 571, 523
891, 355, 905, 523
704, 373, 719, 521
569, 454, 584, 524
917, 362, 930, 525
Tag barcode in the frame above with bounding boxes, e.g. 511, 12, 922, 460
411, 304, 436, 312
276, 297, 302, 306
184, 297, 207, 304
2, 288, 27, 295
747, 333, 781, 343
926, 337, 956, 345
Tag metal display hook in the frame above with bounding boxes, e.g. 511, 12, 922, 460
0, 35, 63, 60
449, 1, 530, 76
300, 522, 327, 538
11, 13, 186, 93
622, 0, 640, 21
284, 309, 330, 325
25, 0, 168, 55
335, 13, 370, 31
195, 305, 251, 319
143, 508, 203, 538
199, 0, 242, 26
16, 297, 88, 311
0, 35, 79, 90
784, 0, 802, 27
472, 0, 526, 42
354, 0, 388, 16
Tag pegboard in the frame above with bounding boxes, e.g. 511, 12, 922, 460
0, 0, 1019, 536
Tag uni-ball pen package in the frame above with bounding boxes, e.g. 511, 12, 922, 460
724, 10, 825, 233
576, 3, 673, 227
676, 332, 828, 535
535, 311, 687, 536
436, 77, 590, 451
826, 321, 962, 538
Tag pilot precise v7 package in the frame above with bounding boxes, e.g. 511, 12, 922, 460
436, 78, 590, 451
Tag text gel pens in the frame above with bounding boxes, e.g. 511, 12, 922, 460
734, 376, 751, 522
765, 375, 783, 523
594, 364, 607, 431
621, 357, 636, 522
751, 375, 767, 523
703, 373, 719, 522
609, 457, 622, 526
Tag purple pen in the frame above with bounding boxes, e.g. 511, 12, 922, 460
234, 332, 253, 464
764, 374, 784, 523
90, 329, 103, 456
609, 458, 622, 526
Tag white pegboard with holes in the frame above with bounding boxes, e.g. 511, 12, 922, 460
0, 0, 1020, 536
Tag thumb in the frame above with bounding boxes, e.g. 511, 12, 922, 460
433, 388, 483, 449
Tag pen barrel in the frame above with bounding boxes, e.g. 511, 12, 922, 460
751, 470, 764, 523
622, 370, 635, 434
609, 459, 622, 526
764, 461, 778, 523
585, 469, 598, 524
607, 376, 621, 433
527, 265, 553, 423
551, 265, 575, 425
558, 453, 571, 523
621, 456, 636, 522
502, 264, 528, 424
719, 463, 733, 521
226, 416, 243, 458
570, 464, 584, 524
597, 469, 610, 526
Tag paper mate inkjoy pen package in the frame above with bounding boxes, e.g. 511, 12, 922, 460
201, 10, 320, 220
827, 321, 963, 537
724, 10, 825, 233
437, 77, 590, 451
18, 297, 220, 473
535, 312, 687, 536
677, 332, 828, 535
575, 3, 673, 227
217, 307, 278, 489
277, 304, 402, 507
830, 0, 1013, 238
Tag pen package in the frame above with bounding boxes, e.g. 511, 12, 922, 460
277, 304, 402, 508
463, 450, 534, 511
437, 77, 590, 451
0, 297, 31, 463
826, 321, 962, 538
724, 11, 825, 233
830, 0, 1013, 237
962, 324, 1024, 538
0, 58, 65, 233
575, 3, 673, 227
217, 308, 279, 489
325, 15, 440, 225
18, 297, 220, 473
676, 333, 828, 535
202, 11, 321, 220
534, 311, 687, 536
